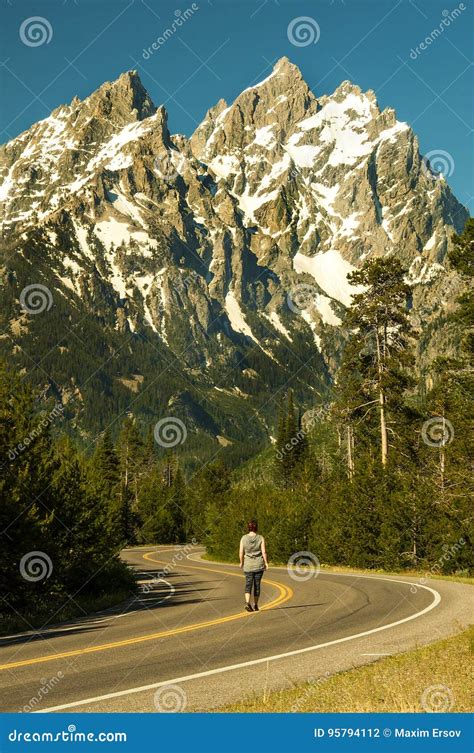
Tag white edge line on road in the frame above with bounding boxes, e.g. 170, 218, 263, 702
38, 576, 441, 712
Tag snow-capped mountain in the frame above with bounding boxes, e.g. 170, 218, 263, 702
0, 58, 468, 449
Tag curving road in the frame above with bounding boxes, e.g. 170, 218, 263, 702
0, 546, 472, 713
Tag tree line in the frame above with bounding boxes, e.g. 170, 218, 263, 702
207, 220, 473, 573
1, 220, 472, 628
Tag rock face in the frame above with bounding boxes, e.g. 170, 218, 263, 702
0, 58, 468, 448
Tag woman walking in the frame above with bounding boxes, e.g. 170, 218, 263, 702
239, 520, 268, 612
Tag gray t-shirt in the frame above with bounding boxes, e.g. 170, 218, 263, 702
241, 533, 264, 572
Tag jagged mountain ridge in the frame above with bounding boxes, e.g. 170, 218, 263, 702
0, 57, 468, 453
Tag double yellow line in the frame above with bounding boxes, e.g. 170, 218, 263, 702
0, 551, 293, 672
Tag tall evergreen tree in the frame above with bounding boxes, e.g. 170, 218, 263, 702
340, 257, 414, 468
116, 416, 145, 545
274, 391, 308, 488
89, 430, 121, 546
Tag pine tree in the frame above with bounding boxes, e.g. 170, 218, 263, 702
137, 467, 174, 544
0, 365, 52, 610
341, 257, 415, 468
0, 362, 135, 625
89, 430, 121, 546
168, 463, 187, 542
116, 417, 145, 545
419, 219, 474, 571
274, 391, 308, 488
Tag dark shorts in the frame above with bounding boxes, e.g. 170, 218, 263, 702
244, 570, 264, 597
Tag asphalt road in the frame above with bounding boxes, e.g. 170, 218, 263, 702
0, 546, 472, 713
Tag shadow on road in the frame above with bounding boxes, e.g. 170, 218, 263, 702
0, 569, 224, 648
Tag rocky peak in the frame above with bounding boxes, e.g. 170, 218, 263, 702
0, 72, 171, 234
191, 57, 317, 161
83, 70, 156, 124
0, 59, 469, 446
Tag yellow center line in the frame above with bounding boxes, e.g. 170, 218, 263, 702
0, 550, 293, 672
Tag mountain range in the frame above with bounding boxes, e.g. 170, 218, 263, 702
0, 57, 469, 460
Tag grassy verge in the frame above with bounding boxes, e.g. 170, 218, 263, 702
222, 626, 473, 713
201, 553, 474, 586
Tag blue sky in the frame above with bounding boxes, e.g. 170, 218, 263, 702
1, 0, 472, 211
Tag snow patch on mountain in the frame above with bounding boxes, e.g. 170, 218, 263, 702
0, 57, 468, 415
264, 311, 293, 341
300, 310, 321, 348
285, 141, 322, 168
225, 290, 257, 342
253, 125, 277, 149
293, 249, 360, 307
209, 154, 239, 179
237, 188, 279, 224
314, 294, 342, 326
86, 118, 152, 173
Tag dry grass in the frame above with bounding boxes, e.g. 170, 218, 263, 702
317, 564, 474, 586
223, 626, 473, 713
